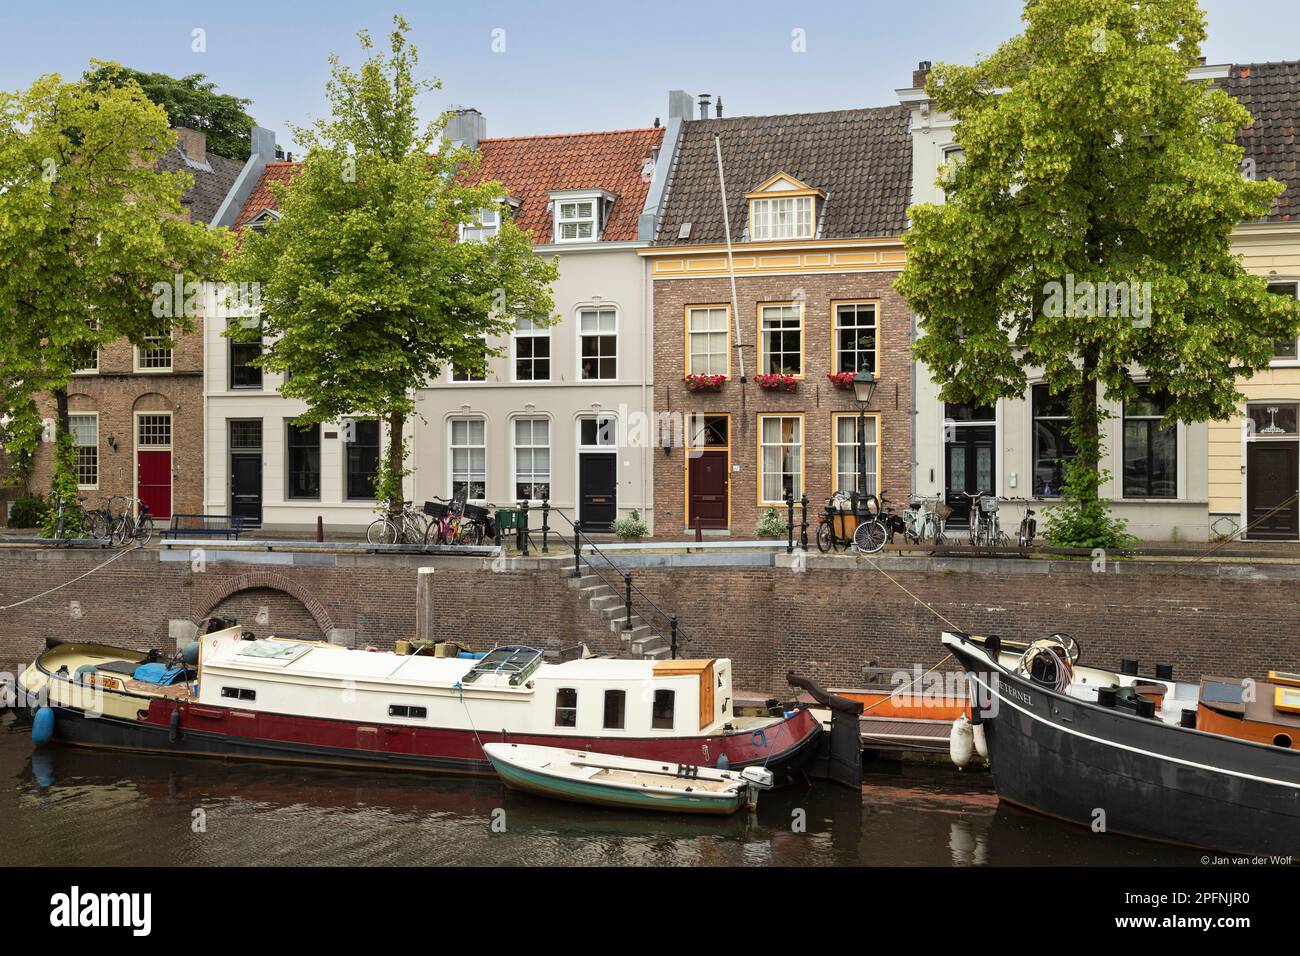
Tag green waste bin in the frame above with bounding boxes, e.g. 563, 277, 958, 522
495, 508, 521, 532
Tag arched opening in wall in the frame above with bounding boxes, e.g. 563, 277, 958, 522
208, 587, 326, 641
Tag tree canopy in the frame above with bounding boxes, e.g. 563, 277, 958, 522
222, 15, 557, 511
0, 64, 232, 523
896, 0, 1300, 542
82, 65, 257, 160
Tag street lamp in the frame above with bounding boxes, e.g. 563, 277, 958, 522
853, 371, 878, 504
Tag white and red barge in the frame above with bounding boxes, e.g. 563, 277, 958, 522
18, 627, 820, 780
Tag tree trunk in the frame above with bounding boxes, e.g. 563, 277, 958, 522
1071, 350, 1102, 505
386, 410, 405, 515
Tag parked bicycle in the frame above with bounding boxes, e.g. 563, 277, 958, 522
815, 491, 856, 553
366, 500, 432, 545
902, 496, 948, 546
1006, 496, 1039, 548
959, 491, 1009, 547
108, 497, 153, 547
852, 494, 908, 554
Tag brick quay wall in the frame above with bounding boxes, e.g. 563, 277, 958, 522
0, 547, 1296, 694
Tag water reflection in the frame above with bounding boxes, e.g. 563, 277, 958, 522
0, 717, 1200, 866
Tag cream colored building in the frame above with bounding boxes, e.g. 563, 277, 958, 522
899, 63, 1223, 541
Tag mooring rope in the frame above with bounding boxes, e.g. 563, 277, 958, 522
0, 542, 141, 613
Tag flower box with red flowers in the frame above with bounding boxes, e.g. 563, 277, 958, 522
827, 370, 857, 390
756, 372, 799, 393
683, 373, 727, 392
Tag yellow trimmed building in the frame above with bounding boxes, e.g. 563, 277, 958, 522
1209, 62, 1300, 541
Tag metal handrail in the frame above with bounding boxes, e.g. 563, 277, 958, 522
540, 505, 689, 654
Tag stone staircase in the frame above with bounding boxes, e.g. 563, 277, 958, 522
561, 568, 671, 660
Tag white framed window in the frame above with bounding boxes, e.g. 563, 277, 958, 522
555, 199, 597, 242
833, 413, 879, 496
687, 306, 729, 376
940, 145, 965, 199
578, 414, 617, 448
1269, 282, 1299, 364
833, 301, 877, 375
750, 195, 813, 241
460, 206, 501, 243
135, 334, 173, 372
449, 417, 486, 501
759, 304, 802, 375
758, 414, 803, 504
137, 413, 172, 448
579, 308, 617, 381
69, 413, 98, 489
513, 316, 551, 382
513, 417, 551, 502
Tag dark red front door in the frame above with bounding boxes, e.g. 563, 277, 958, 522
688, 451, 729, 529
137, 450, 172, 520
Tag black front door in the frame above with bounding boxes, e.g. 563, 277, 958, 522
231, 454, 262, 527
945, 425, 995, 526
1246, 441, 1299, 540
579, 453, 617, 531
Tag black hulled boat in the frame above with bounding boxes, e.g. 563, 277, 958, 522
943, 631, 1300, 856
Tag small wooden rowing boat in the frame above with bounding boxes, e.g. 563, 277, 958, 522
483, 742, 775, 815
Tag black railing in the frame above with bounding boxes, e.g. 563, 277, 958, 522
522, 501, 690, 659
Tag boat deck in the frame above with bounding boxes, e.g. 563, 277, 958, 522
560, 760, 739, 793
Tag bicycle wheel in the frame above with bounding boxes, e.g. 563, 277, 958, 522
815, 521, 834, 553
460, 520, 485, 546
111, 516, 130, 547
134, 517, 154, 547
366, 517, 399, 545
85, 511, 109, 539
853, 518, 887, 554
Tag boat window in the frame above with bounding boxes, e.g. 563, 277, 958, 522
388, 704, 428, 719
220, 687, 256, 701
554, 688, 578, 728
652, 689, 675, 729
603, 689, 626, 730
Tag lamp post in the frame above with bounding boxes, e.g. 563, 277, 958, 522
852, 371, 878, 501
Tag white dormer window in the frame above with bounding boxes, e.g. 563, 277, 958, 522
245, 209, 281, 234
745, 173, 822, 242
460, 206, 501, 242
557, 200, 596, 241
550, 189, 614, 243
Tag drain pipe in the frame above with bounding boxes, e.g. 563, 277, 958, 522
714, 135, 745, 383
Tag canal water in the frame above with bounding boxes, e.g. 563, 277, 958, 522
0, 713, 1200, 866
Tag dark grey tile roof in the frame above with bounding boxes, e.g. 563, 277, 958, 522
1229, 61, 1300, 223
655, 105, 912, 244
157, 147, 244, 226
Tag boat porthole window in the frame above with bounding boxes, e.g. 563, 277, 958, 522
652, 689, 675, 730
1274, 733, 1293, 749
220, 687, 255, 701
388, 705, 428, 719
554, 688, 578, 728
603, 690, 626, 730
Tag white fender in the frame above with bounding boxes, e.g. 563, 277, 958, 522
972, 721, 988, 759
949, 715, 974, 768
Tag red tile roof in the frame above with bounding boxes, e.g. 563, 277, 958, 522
466, 127, 664, 243
235, 161, 301, 229
234, 127, 665, 243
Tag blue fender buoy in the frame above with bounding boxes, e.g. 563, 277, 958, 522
32, 706, 54, 747
716, 753, 730, 771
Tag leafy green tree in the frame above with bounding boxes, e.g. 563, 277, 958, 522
223, 16, 558, 514
897, 0, 1300, 546
0, 64, 232, 518
82, 65, 257, 161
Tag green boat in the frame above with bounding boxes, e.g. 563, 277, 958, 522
483, 743, 775, 815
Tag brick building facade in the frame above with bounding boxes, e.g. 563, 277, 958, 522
19, 129, 241, 525
641, 104, 913, 536
647, 262, 913, 534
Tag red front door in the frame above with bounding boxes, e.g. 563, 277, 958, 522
688, 451, 729, 529
137, 450, 172, 520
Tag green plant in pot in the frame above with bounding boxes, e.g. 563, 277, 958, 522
612, 509, 648, 541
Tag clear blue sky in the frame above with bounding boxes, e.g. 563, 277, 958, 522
2, 1, 1297, 152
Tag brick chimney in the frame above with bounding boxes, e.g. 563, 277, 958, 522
175, 127, 206, 164
912, 60, 932, 89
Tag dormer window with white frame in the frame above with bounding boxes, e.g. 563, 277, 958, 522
746, 173, 823, 242
550, 189, 614, 243
245, 209, 281, 234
